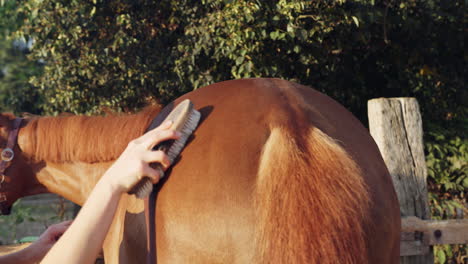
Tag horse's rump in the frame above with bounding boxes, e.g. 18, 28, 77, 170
151, 78, 400, 263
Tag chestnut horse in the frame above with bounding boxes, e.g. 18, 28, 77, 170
0, 78, 400, 263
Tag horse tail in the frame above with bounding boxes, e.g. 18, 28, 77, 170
255, 126, 371, 264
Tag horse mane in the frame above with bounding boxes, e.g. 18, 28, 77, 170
21, 106, 161, 163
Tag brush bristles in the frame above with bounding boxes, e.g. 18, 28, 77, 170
166, 110, 201, 163
131, 109, 201, 199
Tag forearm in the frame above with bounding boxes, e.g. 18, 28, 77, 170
40, 179, 122, 264
37, 123, 175, 263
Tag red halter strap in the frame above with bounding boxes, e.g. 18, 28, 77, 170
0, 118, 23, 202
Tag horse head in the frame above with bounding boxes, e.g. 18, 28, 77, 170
0, 113, 42, 215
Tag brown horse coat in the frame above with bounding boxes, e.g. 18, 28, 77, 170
1, 78, 400, 263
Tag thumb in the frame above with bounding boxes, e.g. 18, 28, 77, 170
155, 120, 173, 131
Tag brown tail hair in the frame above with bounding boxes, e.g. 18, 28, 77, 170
255, 127, 370, 264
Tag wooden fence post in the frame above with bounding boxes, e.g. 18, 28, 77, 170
368, 98, 434, 263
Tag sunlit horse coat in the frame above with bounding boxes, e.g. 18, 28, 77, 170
0, 78, 400, 263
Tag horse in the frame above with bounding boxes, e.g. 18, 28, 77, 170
0, 78, 400, 263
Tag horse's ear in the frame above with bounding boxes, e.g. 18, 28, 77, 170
21, 112, 39, 120
0, 113, 15, 127
0, 115, 4, 128
0, 114, 15, 139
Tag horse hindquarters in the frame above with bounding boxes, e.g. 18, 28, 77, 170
152, 78, 399, 263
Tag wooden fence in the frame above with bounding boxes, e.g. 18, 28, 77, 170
368, 98, 468, 263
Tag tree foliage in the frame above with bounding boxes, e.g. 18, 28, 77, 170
176, 0, 466, 128
13, 0, 466, 123
0, 0, 43, 113
16, 0, 193, 114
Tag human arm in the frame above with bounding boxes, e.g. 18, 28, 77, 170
0, 220, 71, 264
40, 121, 179, 264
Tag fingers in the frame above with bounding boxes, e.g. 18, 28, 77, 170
39, 220, 73, 243
143, 166, 162, 184
58, 220, 73, 226
136, 121, 181, 150
49, 220, 72, 236
137, 121, 173, 142
144, 151, 171, 169
140, 120, 173, 140
108, 120, 181, 193
147, 130, 181, 150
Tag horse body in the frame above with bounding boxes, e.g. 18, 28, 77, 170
0, 78, 400, 263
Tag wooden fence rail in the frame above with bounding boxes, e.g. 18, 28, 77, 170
368, 97, 468, 263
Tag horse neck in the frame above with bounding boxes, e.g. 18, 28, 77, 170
31, 161, 113, 205
17, 107, 158, 204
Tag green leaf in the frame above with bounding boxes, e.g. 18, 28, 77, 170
235, 56, 244, 65
245, 61, 252, 73
436, 248, 446, 264
352, 16, 359, 27
462, 177, 468, 188
298, 29, 307, 40
270, 31, 279, 40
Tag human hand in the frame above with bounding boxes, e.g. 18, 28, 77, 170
27, 220, 73, 262
102, 121, 180, 193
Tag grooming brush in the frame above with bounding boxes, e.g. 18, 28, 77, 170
128, 99, 201, 199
